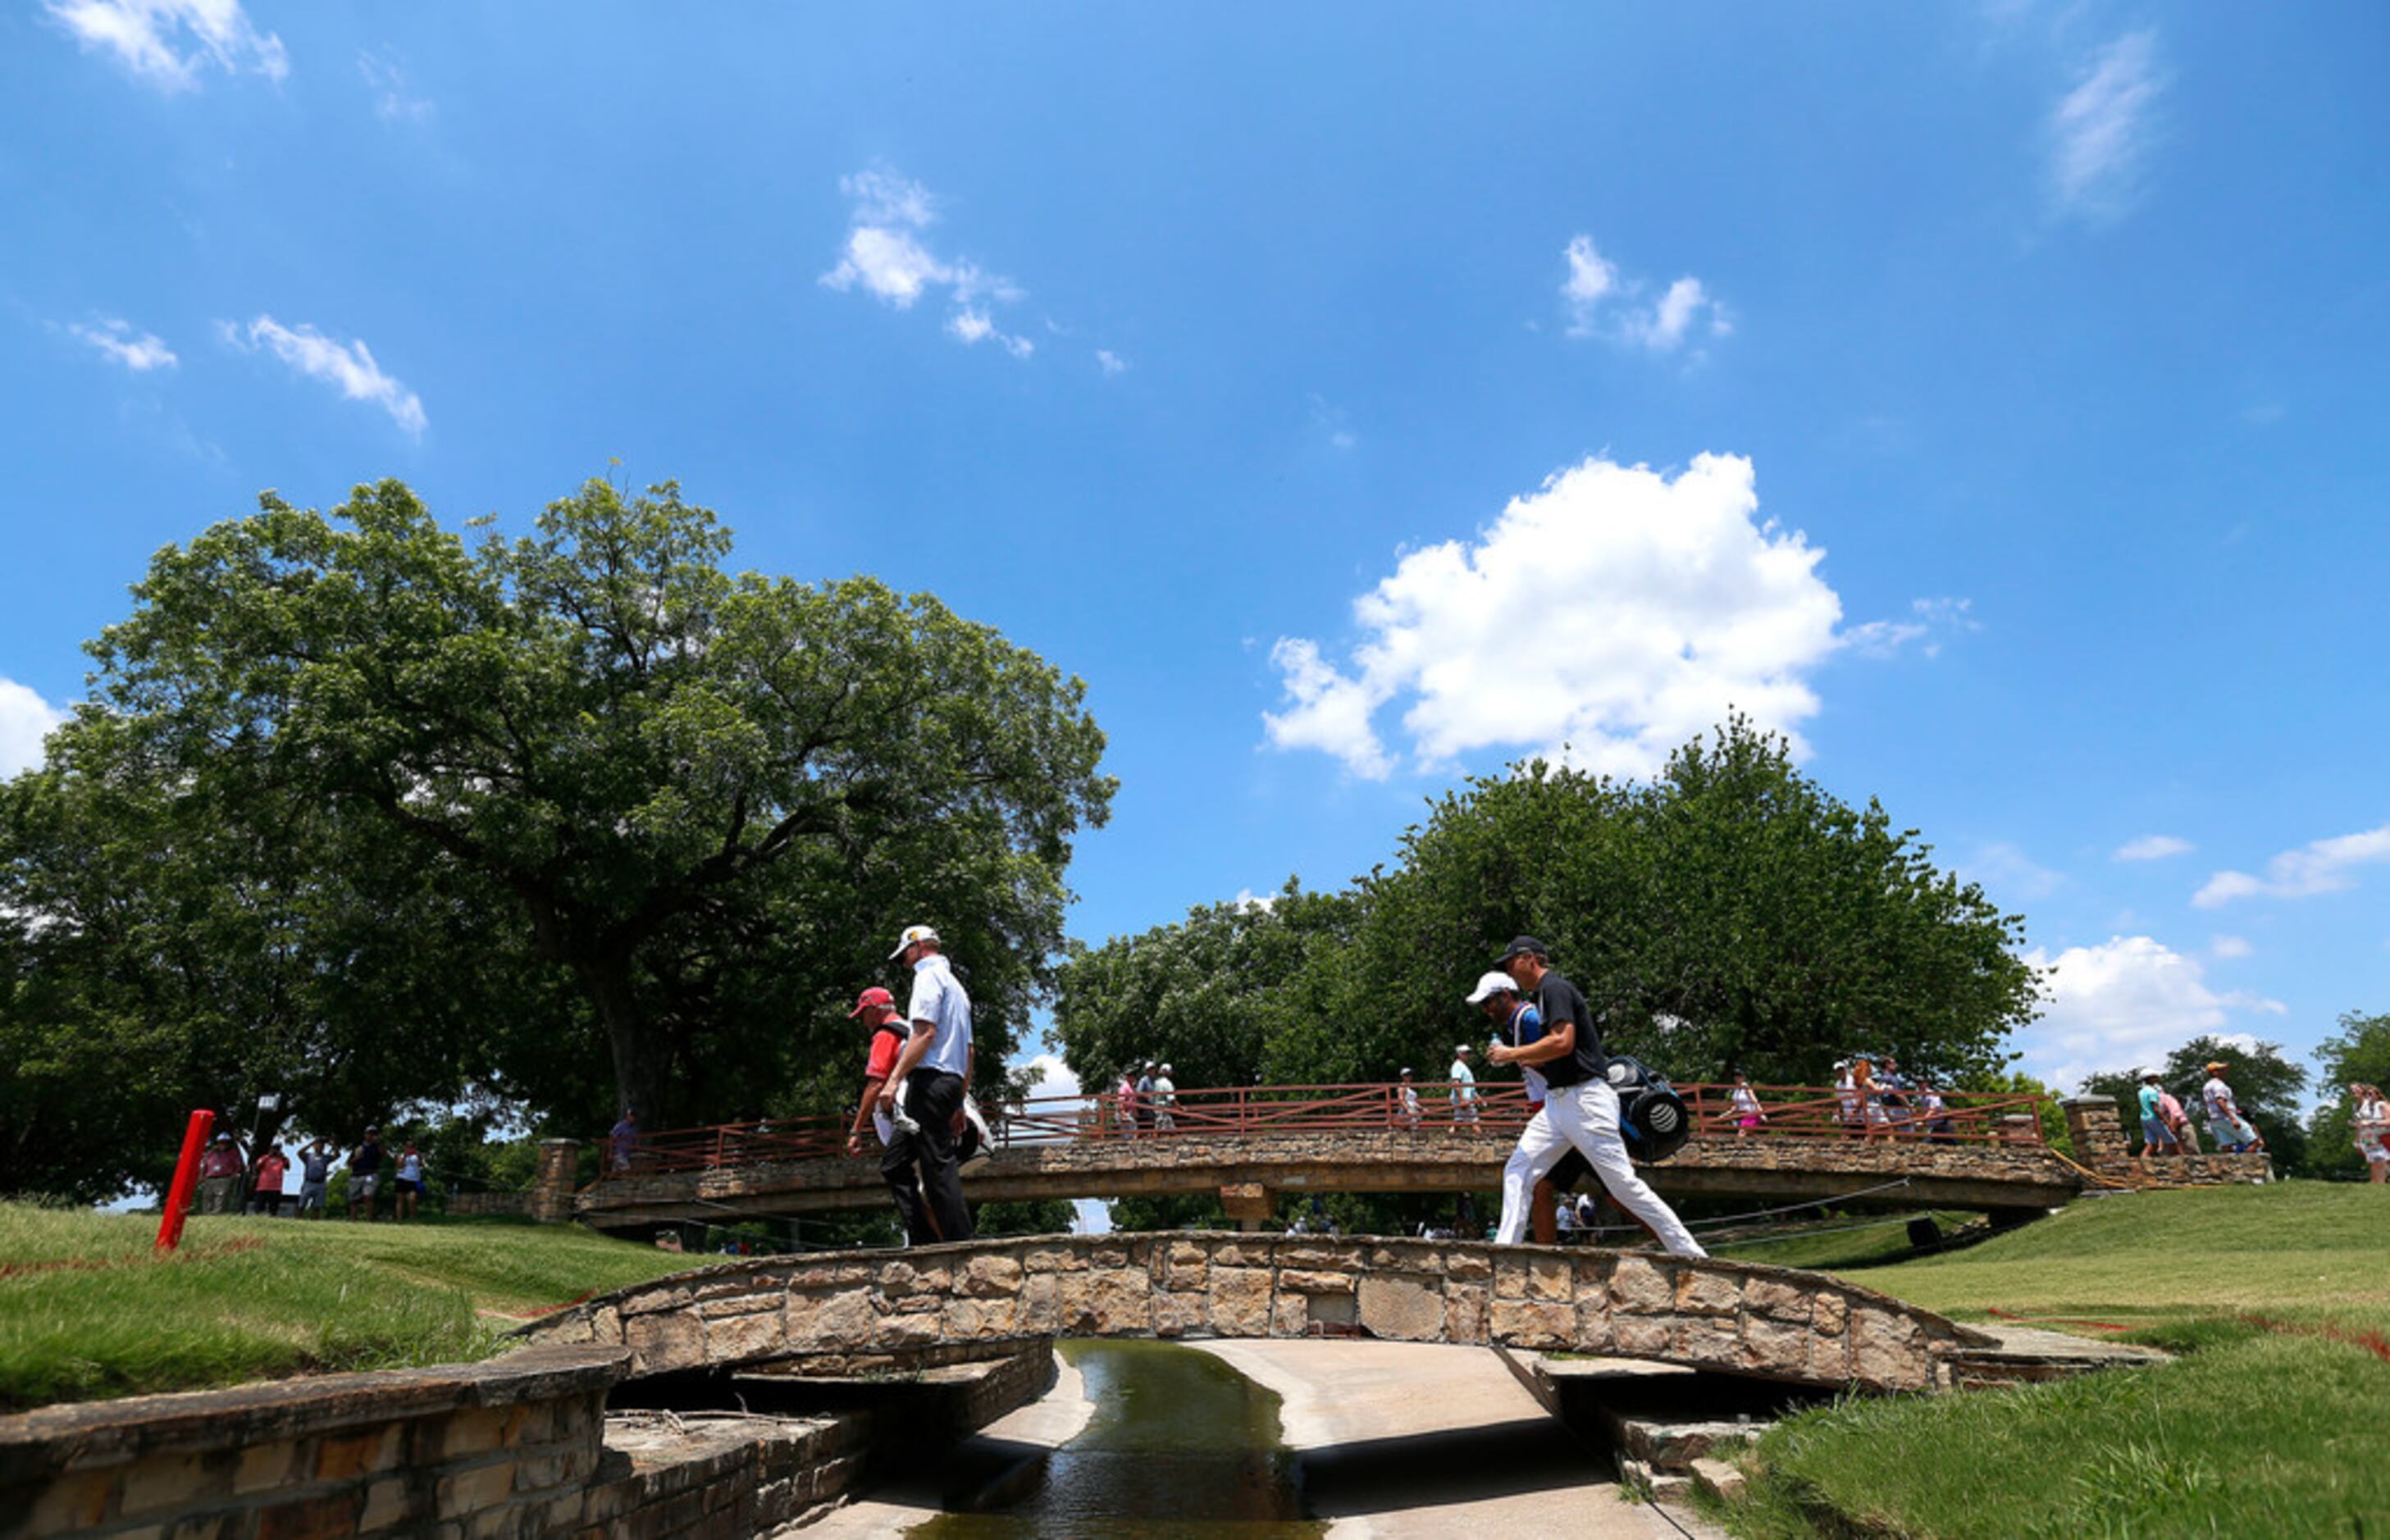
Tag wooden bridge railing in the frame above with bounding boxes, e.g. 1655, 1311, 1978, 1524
595, 1079, 2050, 1182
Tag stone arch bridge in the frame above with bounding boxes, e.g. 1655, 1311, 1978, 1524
519, 1232, 1998, 1396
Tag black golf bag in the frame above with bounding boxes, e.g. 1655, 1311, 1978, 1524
1603, 1055, 1691, 1163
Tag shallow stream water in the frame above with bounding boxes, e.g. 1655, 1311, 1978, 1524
910, 1339, 1325, 1538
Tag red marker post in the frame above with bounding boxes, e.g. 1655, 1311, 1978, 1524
156, 1109, 216, 1254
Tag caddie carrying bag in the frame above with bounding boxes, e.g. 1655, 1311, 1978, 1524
1603, 1055, 1692, 1163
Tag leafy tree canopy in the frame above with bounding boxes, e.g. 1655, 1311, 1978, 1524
1058, 719, 2040, 1103
1, 476, 1112, 1196
2304, 1010, 2390, 1179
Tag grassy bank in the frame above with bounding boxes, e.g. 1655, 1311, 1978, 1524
0, 1205, 695, 1410
1712, 1184, 2390, 1538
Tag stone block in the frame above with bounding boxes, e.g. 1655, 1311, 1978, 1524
1088, 1270, 1150, 1334
1612, 1313, 1672, 1358
1608, 1256, 1672, 1314
1488, 1299, 1573, 1350
256, 1494, 366, 1540
25, 1469, 111, 1530
1808, 1325, 1854, 1383
877, 1308, 944, 1346
705, 1307, 787, 1365
1356, 1275, 1444, 1342
1673, 1315, 1740, 1368
1852, 1308, 1927, 1392
1153, 1291, 1208, 1338
120, 1455, 226, 1515
1018, 1273, 1061, 1332
1740, 1314, 1810, 1378
1813, 1292, 1849, 1336
1571, 1298, 1614, 1353
953, 1255, 1019, 1296
1279, 1243, 1362, 1269
436, 1462, 518, 1519
1676, 1270, 1741, 1316
358, 1476, 414, 1532
1023, 1246, 1086, 1273
945, 1296, 1022, 1338
786, 1287, 877, 1351
1743, 1276, 1811, 1321
1271, 1292, 1310, 1337
233, 1438, 297, 1495
587, 1305, 623, 1344
1279, 1269, 1355, 1296
1444, 1282, 1488, 1342
1444, 1250, 1491, 1281
1207, 1269, 1273, 1336
619, 1286, 682, 1316
623, 1310, 704, 1376
1526, 1257, 1572, 1303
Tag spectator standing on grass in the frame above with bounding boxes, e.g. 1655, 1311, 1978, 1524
249, 1144, 290, 1216
395, 1143, 425, 1221
197, 1133, 244, 1214
2351, 1082, 2388, 1185
609, 1109, 638, 1173
1449, 1044, 1478, 1127
294, 1139, 337, 1217
2136, 1073, 2179, 1163
876, 923, 975, 1245
2201, 1062, 2261, 1154
1397, 1068, 1421, 1128
349, 1127, 385, 1220
1486, 936, 1705, 1258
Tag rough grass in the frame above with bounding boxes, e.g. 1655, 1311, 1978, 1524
0, 1204, 694, 1409
1710, 1184, 2390, 1538
1704, 1210, 1984, 1273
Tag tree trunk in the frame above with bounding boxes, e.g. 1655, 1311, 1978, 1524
576, 950, 664, 1128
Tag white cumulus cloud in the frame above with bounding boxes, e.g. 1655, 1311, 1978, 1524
43, 0, 286, 91
0, 678, 69, 776
1262, 453, 1933, 781
221, 316, 426, 435
2114, 834, 2192, 862
820, 167, 1038, 359
1561, 235, 1730, 353
2023, 934, 2285, 1092
68, 317, 177, 371
2050, 30, 2164, 221
2194, 822, 2390, 909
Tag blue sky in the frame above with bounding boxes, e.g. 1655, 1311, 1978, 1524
4, 3, 2385, 1106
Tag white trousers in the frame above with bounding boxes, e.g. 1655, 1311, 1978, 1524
1495, 1079, 1705, 1257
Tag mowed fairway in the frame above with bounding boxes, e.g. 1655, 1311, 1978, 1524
0, 1205, 694, 1410
1717, 1184, 2390, 1539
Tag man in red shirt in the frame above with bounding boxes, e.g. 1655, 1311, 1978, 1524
197, 1133, 244, 1214
845, 986, 943, 1243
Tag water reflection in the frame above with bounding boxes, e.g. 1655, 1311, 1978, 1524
911, 1340, 1324, 1538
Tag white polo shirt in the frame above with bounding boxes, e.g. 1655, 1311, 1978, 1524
905, 952, 974, 1078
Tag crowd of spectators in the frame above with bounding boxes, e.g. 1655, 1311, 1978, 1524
185, 1124, 426, 1221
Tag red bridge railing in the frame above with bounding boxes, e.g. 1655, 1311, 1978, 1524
595, 1080, 2049, 1182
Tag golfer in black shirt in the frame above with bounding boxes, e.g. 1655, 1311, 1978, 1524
1482, 936, 1704, 1256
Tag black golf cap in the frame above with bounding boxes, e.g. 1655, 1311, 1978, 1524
1498, 935, 1548, 964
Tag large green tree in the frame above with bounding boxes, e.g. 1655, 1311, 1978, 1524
17, 475, 1111, 1152
1057, 719, 2039, 1101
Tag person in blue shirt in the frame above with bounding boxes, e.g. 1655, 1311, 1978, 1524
2135, 1072, 2178, 1164
877, 923, 976, 1244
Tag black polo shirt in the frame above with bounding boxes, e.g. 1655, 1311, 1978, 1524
1530, 969, 1607, 1091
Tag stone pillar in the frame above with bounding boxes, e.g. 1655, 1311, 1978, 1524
1220, 1182, 1275, 1232
2059, 1096, 2127, 1169
529, 1138, 582, 1223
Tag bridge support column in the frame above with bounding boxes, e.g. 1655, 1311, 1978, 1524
530, 1138, 582, 1223
1220, 1182, 1275, 1232
2059, 1096, 2128, 1173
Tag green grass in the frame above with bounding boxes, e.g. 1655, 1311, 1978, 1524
1704, 1210, 1985, 1273
0, 1204, 696, 1409
1708, 1185, 2390, 1538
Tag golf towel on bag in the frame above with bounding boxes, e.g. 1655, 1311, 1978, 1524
1603, 1055, 1691, 1163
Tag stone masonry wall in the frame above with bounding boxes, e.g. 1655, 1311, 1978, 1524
524, 1232, 1995, 1396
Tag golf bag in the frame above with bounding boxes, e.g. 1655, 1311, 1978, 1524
1603, 1055, 1691, 1163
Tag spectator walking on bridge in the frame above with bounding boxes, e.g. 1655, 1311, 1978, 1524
1114, 1068, 1141, 1137
1725, 1072, 1766, 1138
845, 985, 946, 1243
197, 1133, 243, 1214
1152, 1064, 1177, 1130
878, 924, 975, 1244
1135, 1062, 1158, 1133
2136, 1072, 2179, 1163
1448, 1044, 1478, 1127
1834, 1060, 1861, 1136
1485, 936, 1705, 1258
2347, 1081, 2388, 1183
1397, 1068, 1421, 1128
2201, 1061, 2261, 1154
609, 1109, 638, 1173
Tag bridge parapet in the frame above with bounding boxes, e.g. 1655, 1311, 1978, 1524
521, 1232, 1995, 1396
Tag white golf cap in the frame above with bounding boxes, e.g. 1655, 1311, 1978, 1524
1464, 969, 1517, 1005
888, 923, 939, 959
1453, 1043, 1472, 1055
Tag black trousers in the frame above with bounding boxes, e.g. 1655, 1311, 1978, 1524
881, 1068, 974, 1246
